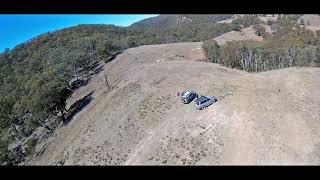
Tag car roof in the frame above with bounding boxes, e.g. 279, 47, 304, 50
195, 96, 208, 102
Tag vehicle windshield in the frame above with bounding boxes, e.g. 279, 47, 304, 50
181, 91, 190, 98
200, 100, 207, 104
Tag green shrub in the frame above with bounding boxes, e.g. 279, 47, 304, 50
24, 138, 37, 156
253, 24, 266, 36
202, 40, 220, 63
0, 139, 9, 164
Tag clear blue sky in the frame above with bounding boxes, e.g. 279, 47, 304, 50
0, 14, 158, 52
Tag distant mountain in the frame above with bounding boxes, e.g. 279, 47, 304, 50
130, 14, 233, 29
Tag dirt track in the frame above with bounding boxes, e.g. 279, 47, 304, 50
29, 42, 320, 165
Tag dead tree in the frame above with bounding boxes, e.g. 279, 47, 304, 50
104, 73, 111, 90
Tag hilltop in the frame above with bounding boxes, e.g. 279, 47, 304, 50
28, 42, 320, 165
130, 15, 232, 29
213, 26, 264, 45
299, 14, 320, 35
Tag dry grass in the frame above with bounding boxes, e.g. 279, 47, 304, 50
299, 15, 320, 26
214, 26, 264, 45
28, 41, 320, 165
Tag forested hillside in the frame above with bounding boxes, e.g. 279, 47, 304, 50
0, 24, 157, 164
203, 15, 320, 71
130, 14, 233, 29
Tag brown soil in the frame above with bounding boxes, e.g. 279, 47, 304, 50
28, 41, 320, 165
214, 26, 264, 45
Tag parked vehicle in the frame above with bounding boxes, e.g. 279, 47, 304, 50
180, 91, 197, 104
194, 96, 218, 110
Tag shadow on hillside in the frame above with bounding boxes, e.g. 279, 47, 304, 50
90, 65, 104, 76
69, 62, 104, 91
65, 91, 94, 124
105, 51, 122, 63
88, 61, 104, 75
70, 78, 91, 91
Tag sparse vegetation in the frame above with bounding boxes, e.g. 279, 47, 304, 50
252, 24, 266, 36
202, 40, 220, 63
230, 15, 262, 29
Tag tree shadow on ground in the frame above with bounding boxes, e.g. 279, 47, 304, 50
88, 60, 104, 75
90, 64, 104, 76
70, 78, 91, 91
69, 60, 106, 91
65, 91, 94, 124
105, 51, 122, 63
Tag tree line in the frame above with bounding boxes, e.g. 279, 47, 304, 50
203, 16, 320, 72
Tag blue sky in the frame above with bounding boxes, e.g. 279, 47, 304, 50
0, 14, 158, 52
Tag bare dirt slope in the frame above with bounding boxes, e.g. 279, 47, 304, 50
214, 26, 263, 45
29, 42, 320, 165
299, 15, 320, 35
299, 15, 320, 26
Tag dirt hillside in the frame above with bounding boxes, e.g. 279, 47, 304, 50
299, 15, 320, 26
216, 14, 278, 24
214, 26, 264, 45
28, 41, 320, 165
299, 15, 320, 35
